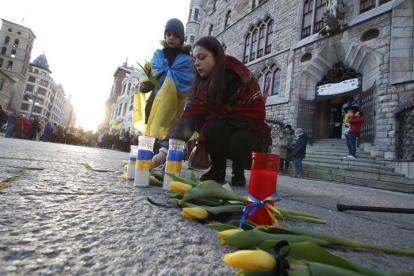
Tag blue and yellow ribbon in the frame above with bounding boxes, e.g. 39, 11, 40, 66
136, 149, 153, 170
239, 192, 284, 228
165, 150, 184, 173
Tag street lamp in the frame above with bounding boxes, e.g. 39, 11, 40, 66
29, 87, 38, 118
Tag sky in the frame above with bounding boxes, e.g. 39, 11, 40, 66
1, 0, 191, 131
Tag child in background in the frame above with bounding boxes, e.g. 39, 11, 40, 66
292, 128, 308, 178
270, 131, 288, 175
343, 109, 352, 136
134, 18, 195, 140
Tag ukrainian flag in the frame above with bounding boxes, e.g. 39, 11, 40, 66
133, 49, 195, 140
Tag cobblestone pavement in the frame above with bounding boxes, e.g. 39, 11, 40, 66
0, 137, 414, 275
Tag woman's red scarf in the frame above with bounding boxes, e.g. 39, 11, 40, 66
183, 55, 265, 121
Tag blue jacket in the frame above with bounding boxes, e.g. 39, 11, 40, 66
292, 134, 308, 159
7, 112, 19, 124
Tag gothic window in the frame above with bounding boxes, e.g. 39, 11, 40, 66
258, 66, 281, 97
250, 29, 258, 61
301, 0, 326, 39
1, 47, 6, 55
360, 0, 390, 13
225, 11, 231, 29
379, 0, 391, 4
188, 9, 192, 22
213, 0, 218, 11
272, 69, 281, 95
14, 39, 19, 47
314, 0, 327, 33
194, 8, 200, 21
302, 0, 313, 38
209, 24, 214, 36
264, 71, 272, 95
360, 0, 375, 13
190, 36, 195, 43
7, 61, 13, 70
252, 0, 256, 9
122, 84, 126, 95
257, 25, 266, 58
11, 49, 16, 58
0, 58, 3, 68
243, 34, 251, 63
257, 74, 264, 92
4, 36, 10, 44
127, 83, 131, 93
265, 20, 273, 54
243, 18, 274, 63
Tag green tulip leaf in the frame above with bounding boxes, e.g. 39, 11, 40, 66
180, 180, 246, 205
205, 224, 239, 231
260, 227, 414, 256
224, 230, 331, 249
165, 173, 200, 187
256, 242, 386, 276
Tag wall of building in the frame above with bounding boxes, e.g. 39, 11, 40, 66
186, 0, 414, 161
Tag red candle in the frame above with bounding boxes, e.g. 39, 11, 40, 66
246, 152, 280, 226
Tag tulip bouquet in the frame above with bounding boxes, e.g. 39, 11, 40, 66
164, 172, 326, 224
137, 60, 160, 89
208, 221, 414, 275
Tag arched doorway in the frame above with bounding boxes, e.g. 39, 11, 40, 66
296, 41, 381, 144
314, 61, 361, 140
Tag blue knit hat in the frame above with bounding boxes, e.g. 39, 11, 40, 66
165, 18, 185, 45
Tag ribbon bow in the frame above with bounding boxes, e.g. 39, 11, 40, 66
239, 192, 284, 229
270, 240, 291, 276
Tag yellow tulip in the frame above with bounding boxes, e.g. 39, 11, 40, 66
181, 207, 209, 220
168, 181, 193, 196
145, 61, 152, 71
223, 250, 276, 271
218, 229, 244, 244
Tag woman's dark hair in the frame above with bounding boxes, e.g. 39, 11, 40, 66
192, 36, 226, 106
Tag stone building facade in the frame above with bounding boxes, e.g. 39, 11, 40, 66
186, 0, 414, 166
101, 62, 134, 131
109, 68, 142, 133
20, 54, 69, 124
0, 19, 36, 111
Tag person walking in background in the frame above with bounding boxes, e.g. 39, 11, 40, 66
284, 124, 295, 173
345, 110, 365, 159
292, 128, 308, 178
42, 122, 53, 142
13, 113, 24, 138
270, 131, 288, 175
0, 105, 7, 131
5, 109, 19, 138
27, 117, 40, 140
21, 116, 31, 139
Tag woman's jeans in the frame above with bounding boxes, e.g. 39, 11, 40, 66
345, 133, 358, 156
294, 157, 303, 175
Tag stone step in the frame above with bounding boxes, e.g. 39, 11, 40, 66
302, 162, 401, 175
306, 150, 374, 158
295, 171, 414, 193
304, 157, 394, 170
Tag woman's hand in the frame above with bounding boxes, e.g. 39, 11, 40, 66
152, 151, 167, 168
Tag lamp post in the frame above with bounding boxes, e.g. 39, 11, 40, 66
29, 87, 38, 118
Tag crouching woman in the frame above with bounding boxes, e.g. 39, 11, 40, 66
152, 36, 271, 186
